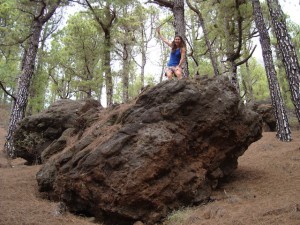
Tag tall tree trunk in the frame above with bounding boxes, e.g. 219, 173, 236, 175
227, 60, 240, 93
122, 44, 130, 103
245, 60, 254, 104
173, 0, 188, 77
141, 49, 146, 87
266, 0, 300, 123
140, 26, 148, 88
27, 22, 49, 115
104, 32, 113, 106
4, 1, 61, 157
186, 0, 219, 76
274, 44, 289, 105
140, 29, 146, 88
252, 0, 291, 141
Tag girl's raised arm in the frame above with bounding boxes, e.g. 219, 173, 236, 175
156, 27, 172, 47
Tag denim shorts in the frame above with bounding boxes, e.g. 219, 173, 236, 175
165, 66, 181, 76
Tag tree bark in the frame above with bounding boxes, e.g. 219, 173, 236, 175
266, 0, 300, 123
252, 0, 291, 141
103, 31, 113, 106
121, 43, 130, 103
4, 1, 62, 157
140, 28, 146, 87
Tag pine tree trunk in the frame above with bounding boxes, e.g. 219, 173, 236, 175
140, 29, 146, 88
4, 1, 61, 157
245, 60, 254, 104
5, 21, 41, 155
141, 48, 146, 88
104, 33, 113, 107
28, 23, 49, 116
122, 44, 130, 103
227, 60, 240, 93
173, 0, 189, 77
274, 46, 289, 105
266, 0, 300, 123
252, 0, 291, 141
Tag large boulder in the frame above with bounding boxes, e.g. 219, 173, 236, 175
13, 99, 102, 164
36, 76, 262, 225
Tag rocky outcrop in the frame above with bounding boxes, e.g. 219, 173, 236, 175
34, 76, 262, 225
13, 99, 102, 164
252, 103, 276, 132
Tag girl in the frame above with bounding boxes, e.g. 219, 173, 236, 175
157, 27, 186, 80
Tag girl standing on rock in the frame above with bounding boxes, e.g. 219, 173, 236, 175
156, 27, 186, 80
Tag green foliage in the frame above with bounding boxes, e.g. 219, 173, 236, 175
27, 69, 49, 114
47, 12, 104, 101
0, 0, 22, 102
288, 21, 300, 58
1, 0, 297, 112
240, 58, 270, 101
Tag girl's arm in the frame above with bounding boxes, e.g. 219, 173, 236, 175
178, 47, 186, 68
156, 27, 172, 47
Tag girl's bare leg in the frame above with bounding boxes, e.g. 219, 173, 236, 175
165, 69, 174, 80
175, 67, 183, 80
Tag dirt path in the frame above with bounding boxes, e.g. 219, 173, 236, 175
1, 127, 300, 225
0, 127, 97, 225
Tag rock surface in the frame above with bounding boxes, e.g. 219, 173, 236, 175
13, 99, 101, 164
34, 76, 262, 225
252, 103, 276, 132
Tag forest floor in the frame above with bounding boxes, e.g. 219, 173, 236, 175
0, 125, 300, 225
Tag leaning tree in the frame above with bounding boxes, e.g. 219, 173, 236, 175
4, 0, 63, 157
266, 0, 300, 123
252, 0, 291, 141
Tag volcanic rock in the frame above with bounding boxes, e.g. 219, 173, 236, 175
252, 103, 276, 131
13, 99, 101, 164
36, 76, 262, 224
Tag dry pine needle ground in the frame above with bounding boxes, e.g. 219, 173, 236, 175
0, 127, 300, 225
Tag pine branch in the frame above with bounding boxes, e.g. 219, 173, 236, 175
0, 81, 16, 101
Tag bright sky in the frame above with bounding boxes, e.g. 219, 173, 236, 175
281, 0, 300, 23
253, 1, 299, 63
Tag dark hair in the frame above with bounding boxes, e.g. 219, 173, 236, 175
171, 35, 186, 52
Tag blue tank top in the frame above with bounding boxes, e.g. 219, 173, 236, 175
167, 48, 181, 66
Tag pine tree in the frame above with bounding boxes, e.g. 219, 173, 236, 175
252, 0, 291, 141
266, 0, 300, 123
4, 0, 63, 157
